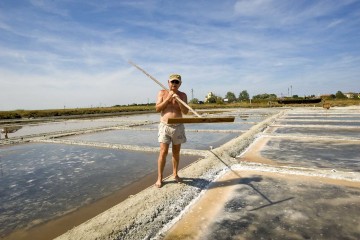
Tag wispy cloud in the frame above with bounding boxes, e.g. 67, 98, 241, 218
0, 0, 359, 110
29, 0, 69, 17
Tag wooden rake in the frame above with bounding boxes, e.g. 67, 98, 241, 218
128, 61, 235, 124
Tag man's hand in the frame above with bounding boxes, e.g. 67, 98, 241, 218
167, 91, 178, 102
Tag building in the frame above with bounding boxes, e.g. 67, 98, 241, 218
344, 92, 360, 98
205, 92, 215, 103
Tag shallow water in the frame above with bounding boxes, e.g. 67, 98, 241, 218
1, 113, 160, 139
133, 122, 252, 131
283, 116, 360, 121
276, 120, 360, 126
0, 142, 200, 237
62, 129, 240, 150
260, 139, 360, 172
4, 121, 121, 138
274, 127, 360, 140
286, 113, 360, 117
0, 109, 279, 238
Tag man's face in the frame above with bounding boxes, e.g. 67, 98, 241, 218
168, 79, 181, 90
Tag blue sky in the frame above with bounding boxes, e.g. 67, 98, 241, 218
0, 0, 359, 110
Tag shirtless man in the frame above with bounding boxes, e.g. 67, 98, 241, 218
155, 74, 189, 188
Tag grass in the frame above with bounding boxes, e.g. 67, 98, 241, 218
0, 99, 358, 120
0, 105, 156, 120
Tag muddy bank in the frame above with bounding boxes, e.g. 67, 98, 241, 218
54, 112, 283, 240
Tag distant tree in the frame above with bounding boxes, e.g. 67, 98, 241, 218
225, 92, 237, 103
335, 91, 347, 99
269, 94, 277, 99
292, 95, 299, 98
189, 98, 199, 104
252, 93, 277, 100
216, 96, 224, 104
206, 95, 217, 103
238, 90, 250, 101
206, 93, 224, 104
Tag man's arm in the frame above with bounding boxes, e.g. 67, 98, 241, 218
156, 90, 171, 112
176, 93, 189, 115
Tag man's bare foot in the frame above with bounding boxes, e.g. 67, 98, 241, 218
174, 175, 182, 183
155, 180, 162, 188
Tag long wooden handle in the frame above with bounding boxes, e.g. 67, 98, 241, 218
128, 61, 201, 117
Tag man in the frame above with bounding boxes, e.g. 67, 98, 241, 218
155, 74, 189, 188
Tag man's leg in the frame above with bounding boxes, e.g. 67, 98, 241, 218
172, 144, 182, 182
156, 142, 169, 188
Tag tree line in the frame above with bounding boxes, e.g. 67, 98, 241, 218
189, 90, 276, 104
189, 90, 359, 104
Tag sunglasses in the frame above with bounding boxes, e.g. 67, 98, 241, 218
170, 80, 180, 84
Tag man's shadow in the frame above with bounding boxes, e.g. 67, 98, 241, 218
163, 177, 211, 189
163, 150, 293, 211
206, 150, 294, 211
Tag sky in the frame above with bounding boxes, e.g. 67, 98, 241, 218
0, 0, 359, 110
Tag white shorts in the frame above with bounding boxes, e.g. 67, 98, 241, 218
158, 122, 186, 145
